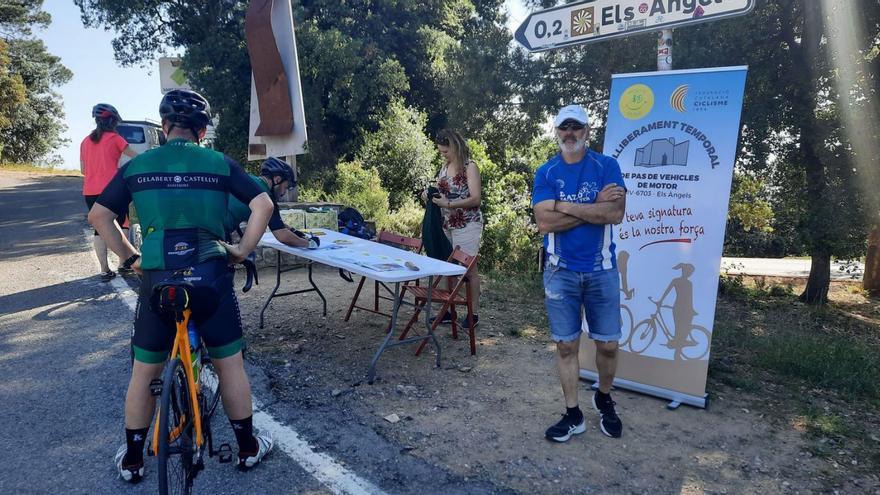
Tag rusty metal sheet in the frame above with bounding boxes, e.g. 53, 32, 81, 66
246, 0, 295, 136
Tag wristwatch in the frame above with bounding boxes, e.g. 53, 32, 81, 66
122, 254, 140, 270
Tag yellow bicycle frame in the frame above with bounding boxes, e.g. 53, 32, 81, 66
152, 308, 204, 454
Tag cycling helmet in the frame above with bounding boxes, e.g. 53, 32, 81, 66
159, 89, 212, 130
92, 103, 120, 120
260, 157, 296, 185
92, 103, 120, 130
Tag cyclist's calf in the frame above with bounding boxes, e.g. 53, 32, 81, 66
210, 351, 253, 421
125, 361, 165, 429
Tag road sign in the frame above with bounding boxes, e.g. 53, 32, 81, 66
158, 57, 192, 94
514, 0, 754, 52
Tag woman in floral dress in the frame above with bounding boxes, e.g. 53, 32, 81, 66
430, 129, 483, 328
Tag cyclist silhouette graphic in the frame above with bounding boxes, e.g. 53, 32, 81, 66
617, 250, 634, 301
659, 262, 698, 352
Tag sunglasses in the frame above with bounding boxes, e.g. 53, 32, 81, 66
436, 137, 450, 146
557, 122, 586, 131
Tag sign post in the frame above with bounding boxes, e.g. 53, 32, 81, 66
657, 29, 673, 70
514, 0, 754, 52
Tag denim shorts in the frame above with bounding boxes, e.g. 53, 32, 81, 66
543, 263, 621, 343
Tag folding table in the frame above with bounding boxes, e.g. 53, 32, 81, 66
258, 230, 466, 382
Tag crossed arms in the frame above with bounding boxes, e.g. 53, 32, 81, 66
534, 184, 626, 234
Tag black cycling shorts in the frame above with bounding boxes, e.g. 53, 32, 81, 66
132, 259, 244, 364
84, 194, 127, 235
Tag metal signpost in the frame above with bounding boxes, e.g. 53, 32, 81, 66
514, 0, 754, 53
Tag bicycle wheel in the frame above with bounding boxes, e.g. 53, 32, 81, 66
682, 325, 712, 360
157, 358, 194, 495
198, 353, 220, 419
628, 319, 657, 354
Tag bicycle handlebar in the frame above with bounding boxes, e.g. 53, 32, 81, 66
240, 255, 258, 293
647, 296, 674, 310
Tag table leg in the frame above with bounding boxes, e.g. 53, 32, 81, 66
368, 282, 401, 383
259, 250, 283, 329
425, 276, 441, 367
307, 262, 327, 316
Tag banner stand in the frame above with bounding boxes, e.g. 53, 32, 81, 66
579, 370, 709, 410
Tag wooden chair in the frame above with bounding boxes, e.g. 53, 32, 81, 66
398, 246, 480, 356
343, 230, 423, 322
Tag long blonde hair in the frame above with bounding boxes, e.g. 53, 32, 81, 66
436, 129, 470, 168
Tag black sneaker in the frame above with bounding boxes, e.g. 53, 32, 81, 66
100, 270, 117, 282
592, 391, 622, 438
544, 410, 586, 442
458, 314, 479, 329
117, 265, 135, 276
431, 311, 454, 325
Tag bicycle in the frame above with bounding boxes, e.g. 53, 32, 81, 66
627, 296, 711, 360
147, 259, 257, 495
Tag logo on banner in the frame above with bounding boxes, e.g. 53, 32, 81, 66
570, 7, 595, 37
619, 84, 654, 120
634, 138, 690, 168
670, 85, 689, 112
693, 89, 731, 112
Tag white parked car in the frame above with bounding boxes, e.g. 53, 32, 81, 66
115, 120, 165, 248
117, 120, 165, 166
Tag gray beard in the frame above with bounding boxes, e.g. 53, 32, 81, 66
557, 136, 586, 154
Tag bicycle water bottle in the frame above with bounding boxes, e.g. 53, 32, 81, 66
187, 319, 201, 382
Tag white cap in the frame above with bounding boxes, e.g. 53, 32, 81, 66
553, 104, 589, 127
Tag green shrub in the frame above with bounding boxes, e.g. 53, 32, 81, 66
469, 140, 539, 272
328, 160, 390, 226
768, 283, 794, 297
380, 197, 423, 238
357, 99, 437, 209
296, 186, 326, 203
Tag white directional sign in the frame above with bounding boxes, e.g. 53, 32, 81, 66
515, 0, 754, 52
158, 57, 192, 94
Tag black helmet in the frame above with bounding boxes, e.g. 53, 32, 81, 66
260, 157, 295, 185
92, 103, 120, 130
159, 90, 212, 130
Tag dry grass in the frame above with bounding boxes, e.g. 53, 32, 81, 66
0, 163, 81, 176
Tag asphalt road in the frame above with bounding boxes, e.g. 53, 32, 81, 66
0, 172, 512, 495
721, 257, 864, 281
0, 173, 331, 493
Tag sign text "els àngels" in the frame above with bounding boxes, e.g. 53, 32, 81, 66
515, 0, 755, 52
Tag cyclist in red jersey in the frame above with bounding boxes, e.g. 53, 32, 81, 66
80, 103, 138, 281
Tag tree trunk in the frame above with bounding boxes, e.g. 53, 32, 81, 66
864, 223, 880, 294
786, 0, 830, 306
800, 250, 831, 304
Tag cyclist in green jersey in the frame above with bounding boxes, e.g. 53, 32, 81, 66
89, 90, 275, 483
224, 157, 319, 249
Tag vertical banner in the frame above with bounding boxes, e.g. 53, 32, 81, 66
579, 66, 748, 408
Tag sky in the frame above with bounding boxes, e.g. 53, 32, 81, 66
41, 1, 530, 170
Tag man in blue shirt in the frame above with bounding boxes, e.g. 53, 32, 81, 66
532, 104, 626, 441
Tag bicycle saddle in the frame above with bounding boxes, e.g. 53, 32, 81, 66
150, 267, 221, 317
151, 281, 194, 315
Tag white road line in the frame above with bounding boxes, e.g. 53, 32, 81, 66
85, 229, 386, 495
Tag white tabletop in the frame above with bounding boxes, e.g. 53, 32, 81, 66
259, 230, 466, 283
